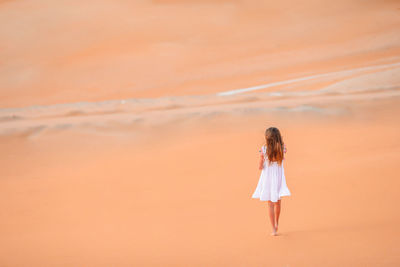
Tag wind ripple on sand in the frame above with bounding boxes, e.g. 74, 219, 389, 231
0, 66, 399, 138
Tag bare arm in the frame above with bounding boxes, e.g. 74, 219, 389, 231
258, 151, 264, 170
283, 144, 287, 160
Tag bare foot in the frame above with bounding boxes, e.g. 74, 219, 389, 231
270, 227, 277, 236
275, 223, 279, 233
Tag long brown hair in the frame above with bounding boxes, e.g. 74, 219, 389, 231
264, 127, 284, 166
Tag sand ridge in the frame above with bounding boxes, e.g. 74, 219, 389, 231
1, 0, 400, 266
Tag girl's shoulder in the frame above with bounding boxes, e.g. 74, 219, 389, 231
259, 144, 286, 154
260, 145, 266, 153
260, 144, 286, 149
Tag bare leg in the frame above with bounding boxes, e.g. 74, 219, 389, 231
274, 200, 281, 232
267, 201, 277, 235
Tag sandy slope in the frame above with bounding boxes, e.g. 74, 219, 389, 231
0, 0, 400, 107
1, 97, 400, 266
1, 0, 400, 266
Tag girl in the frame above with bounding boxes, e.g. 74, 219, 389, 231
251, 127, 291, 236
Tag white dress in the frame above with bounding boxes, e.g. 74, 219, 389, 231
251, 144, 291, 202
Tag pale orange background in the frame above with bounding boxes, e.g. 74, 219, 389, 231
1, 0, 400, 266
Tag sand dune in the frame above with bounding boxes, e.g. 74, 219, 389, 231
1, 0, 400, 107
1, 0, 400, 266
1, 98, 400, 266
1, 63, 399, 139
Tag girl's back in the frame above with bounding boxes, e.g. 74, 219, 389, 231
261, 144, 287, 168
251, 126, 291, 236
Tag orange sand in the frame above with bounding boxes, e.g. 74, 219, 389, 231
1, 0, 400, 266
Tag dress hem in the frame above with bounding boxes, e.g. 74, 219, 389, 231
251, 194, 290, 203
